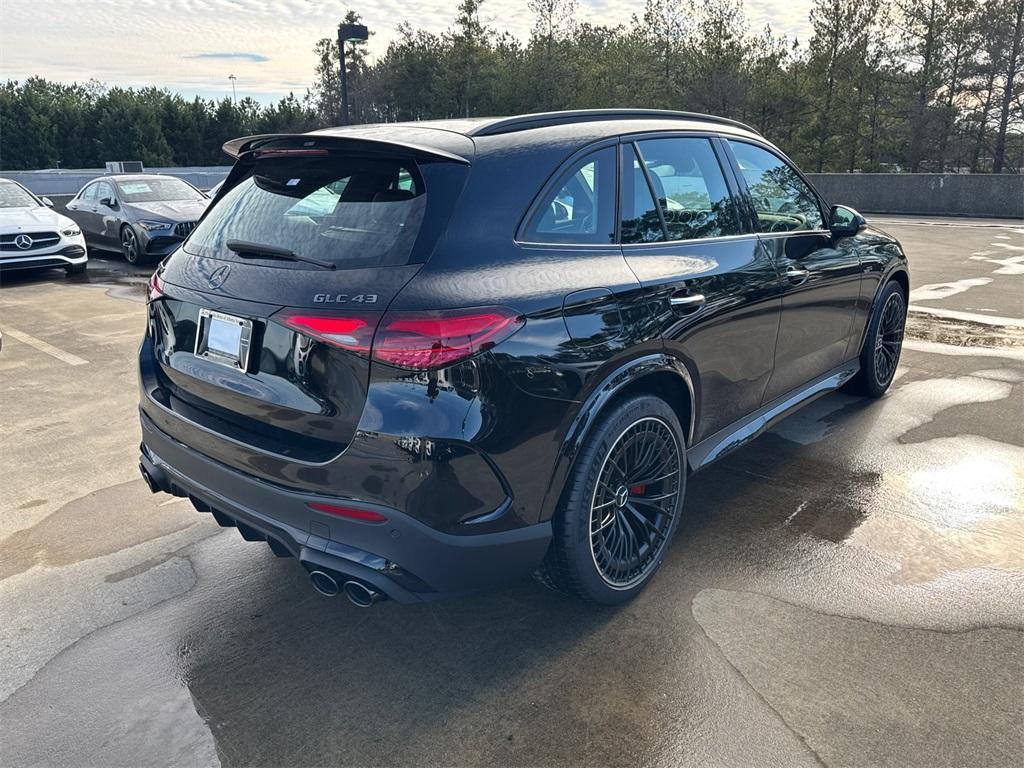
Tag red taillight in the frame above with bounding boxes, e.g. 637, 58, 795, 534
307, 501, 387, 523
275, 306, 523, 370
373, 307, 524, 369
277, 311, 380, 354
147, 272, 164, 302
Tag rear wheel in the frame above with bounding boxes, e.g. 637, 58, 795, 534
537, 395, 686, 604
848, 280, 906, 397
121, 225, 142, 264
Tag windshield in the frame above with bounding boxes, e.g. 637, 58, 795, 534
185, 154, 428, 270
116, 178, 204, 203
0, 181, 40, 208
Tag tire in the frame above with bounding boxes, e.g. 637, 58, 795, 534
536, 394, 686, 604
65, 261, 87, 276
847, 280, 907, 397
120, 225, 143, 264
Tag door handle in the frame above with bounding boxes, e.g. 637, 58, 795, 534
785, 267, 810, 285
669, 292, 705, 312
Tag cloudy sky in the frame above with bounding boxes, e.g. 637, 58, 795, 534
1, 0, 813, 103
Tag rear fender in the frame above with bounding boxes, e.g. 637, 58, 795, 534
537, 354, 696, 522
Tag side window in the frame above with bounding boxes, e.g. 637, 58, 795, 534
79, 183, 97, 203
94, 181, 115, 205
635, 137, 741, 241
523, 147, 615, 244
620, 144, 665, 244
727, 141, 824, 232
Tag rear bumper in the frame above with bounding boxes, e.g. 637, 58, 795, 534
139, 410, 551, 603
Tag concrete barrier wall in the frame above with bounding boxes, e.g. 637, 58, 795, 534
806, 173, 1023, 219
4, 167, 231, 195
5, 167, 1021, 219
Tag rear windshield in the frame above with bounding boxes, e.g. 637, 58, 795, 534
184, 155, 428, 270
118, 178, 205, 203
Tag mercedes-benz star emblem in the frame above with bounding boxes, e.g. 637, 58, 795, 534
14, 234, 33, 250
207, 264, 230, 290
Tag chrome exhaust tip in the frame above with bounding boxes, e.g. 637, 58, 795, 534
309, 570, 340, 597
342, 580, 383, 608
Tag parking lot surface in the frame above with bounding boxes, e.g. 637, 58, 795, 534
1, 217, 1022, 767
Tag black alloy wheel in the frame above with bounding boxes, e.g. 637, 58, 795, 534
873, 289, 905, 388
849, 280, 907, 397
121, 225, 141, 264
537, 395, 686, 604
589, 416, 682, 588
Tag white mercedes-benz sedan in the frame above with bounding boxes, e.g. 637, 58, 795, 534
0, 178, 88, 275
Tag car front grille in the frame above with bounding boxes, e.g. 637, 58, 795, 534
174, 221, 197, 238
0, 231, 61, 251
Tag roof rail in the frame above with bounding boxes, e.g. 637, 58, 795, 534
468, 109, 761, 137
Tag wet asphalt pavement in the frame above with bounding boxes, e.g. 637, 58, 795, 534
1, 217, 1022, 767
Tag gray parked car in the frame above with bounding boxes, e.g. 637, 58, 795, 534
65, 175, 209, 264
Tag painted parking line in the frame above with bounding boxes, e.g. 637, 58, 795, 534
3, 327, 88, 366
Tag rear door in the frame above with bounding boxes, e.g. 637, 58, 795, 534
142, 147, 468, 480
725, 140, 863, 402
618, 134, 781, 443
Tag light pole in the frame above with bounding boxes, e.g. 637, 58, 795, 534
228, 74, 237, 103
337, 22, 368, 125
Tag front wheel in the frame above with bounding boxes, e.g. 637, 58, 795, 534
848, 280, 907, 397
536, 395, 686, 604
121, 225, 142, 264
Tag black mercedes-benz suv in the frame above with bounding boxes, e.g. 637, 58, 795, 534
138, 109, 909, 606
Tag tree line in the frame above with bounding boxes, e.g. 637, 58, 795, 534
1, 0, 1021, 173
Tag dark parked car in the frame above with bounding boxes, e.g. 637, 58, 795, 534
138, 109, 909, 606
65, 174, 208, 264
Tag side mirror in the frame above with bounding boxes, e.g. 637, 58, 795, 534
42, 196, 54, 208
830, 204, 866, 236
100, 197, 118, 209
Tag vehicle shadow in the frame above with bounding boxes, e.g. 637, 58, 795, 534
176, 391, 885, 766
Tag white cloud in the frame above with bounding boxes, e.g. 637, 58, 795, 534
0, 0, 813, 102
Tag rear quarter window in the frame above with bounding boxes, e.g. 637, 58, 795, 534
521, 146, 616, 245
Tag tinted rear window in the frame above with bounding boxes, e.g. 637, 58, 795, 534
185, 155, 428, 269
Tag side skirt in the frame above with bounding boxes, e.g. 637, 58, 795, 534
687, 361, 859, 472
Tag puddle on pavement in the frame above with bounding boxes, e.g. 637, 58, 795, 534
744, 362, 1024, 584
781, 471, 881, 543
0, 479, 200, 580
0, 257, 151, 302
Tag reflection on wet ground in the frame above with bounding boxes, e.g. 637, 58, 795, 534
0, 250, 151, 302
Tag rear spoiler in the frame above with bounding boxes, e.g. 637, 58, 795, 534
222, 132, 471, 165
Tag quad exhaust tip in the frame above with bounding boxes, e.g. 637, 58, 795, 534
342, 580, 383, 608
309, 570, 341, 597
308, 571, 384, 606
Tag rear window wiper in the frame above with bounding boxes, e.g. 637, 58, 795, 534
226, 239, 336, 270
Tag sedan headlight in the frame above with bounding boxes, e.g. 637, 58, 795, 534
139, 220, 173, 232
61, 226, 81, 237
